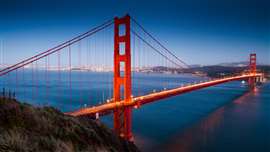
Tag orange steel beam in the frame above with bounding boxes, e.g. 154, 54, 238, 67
113, 14, 132, 140
67, 74, 262, 117
249, 53, 256, 89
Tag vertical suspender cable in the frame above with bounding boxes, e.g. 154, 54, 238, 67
132, 27, 135, 97
31, 62, 34, 101
35, 61, 38, 101
57, 50, 61, 109
22, 64, 25, 100
69, 44, 72, 108
138, 31, 140, 96
58, 50, 61, 85
78, 40, 82, 104
88, 38, 91, 105
45, 57, 48, 104
15, 69, 18, 96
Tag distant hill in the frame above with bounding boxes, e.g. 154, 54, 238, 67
217, 61, 249, 67
186, 65, 270, 78
140, 64, 270, 78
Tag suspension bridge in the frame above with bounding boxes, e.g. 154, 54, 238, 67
0, 14, 263, 141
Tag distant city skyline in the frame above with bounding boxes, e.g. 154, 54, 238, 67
0, 0, 269, 66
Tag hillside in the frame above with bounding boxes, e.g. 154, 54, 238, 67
0, 97, 140, 152
186, 65, 270, 78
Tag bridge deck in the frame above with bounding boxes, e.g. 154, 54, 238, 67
67, 74, 262, 117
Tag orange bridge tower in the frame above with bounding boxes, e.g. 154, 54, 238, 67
249, 53, 256, 89
113, 15, 133, 141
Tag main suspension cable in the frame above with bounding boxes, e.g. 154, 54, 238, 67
131, 29, 184, 69
0, 19, 114, 77
131, 17, 190, 68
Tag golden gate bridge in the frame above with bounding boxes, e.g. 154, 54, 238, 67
0, 14, 263, 141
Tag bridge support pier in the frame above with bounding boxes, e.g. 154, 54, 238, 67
113, 15, 133, 141
249, 53, 256, 90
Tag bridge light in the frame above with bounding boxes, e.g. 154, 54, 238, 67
95, 113, 99, 120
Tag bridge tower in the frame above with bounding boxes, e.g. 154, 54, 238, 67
249, 53, 256, 89
113, 15, 133, 141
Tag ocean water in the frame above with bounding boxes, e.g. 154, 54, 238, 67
149, 83, 270, 152
0, 71, 269, 152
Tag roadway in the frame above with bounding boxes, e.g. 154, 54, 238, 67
67, 73, 262, 117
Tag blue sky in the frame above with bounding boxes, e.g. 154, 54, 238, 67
0, 0, 269, 65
